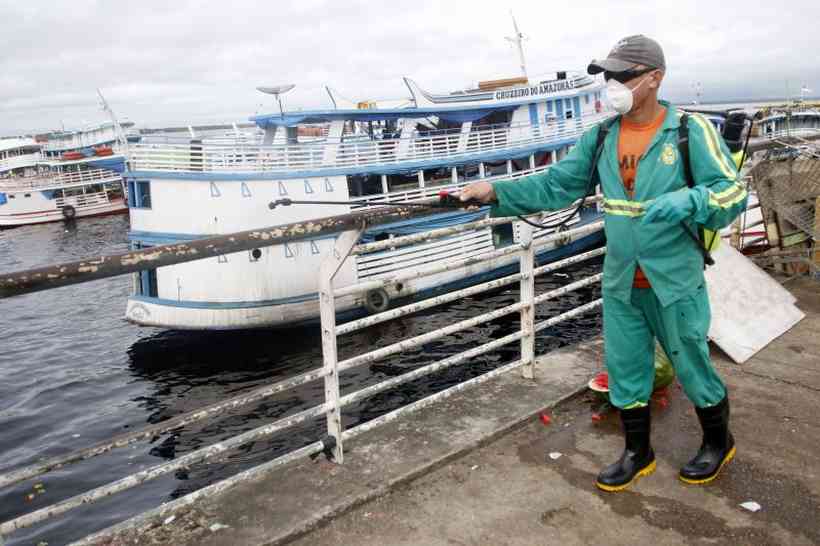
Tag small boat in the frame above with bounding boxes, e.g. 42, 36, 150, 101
0, 121, 138, 227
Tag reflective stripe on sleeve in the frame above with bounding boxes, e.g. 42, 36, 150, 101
603, 198, 646, 217
691, 114, 738, 182
707, 183, 747, 209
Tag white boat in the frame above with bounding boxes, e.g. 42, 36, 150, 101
123, 68, 614, 330
755, 105, 820, 139
0, 121, 139, 227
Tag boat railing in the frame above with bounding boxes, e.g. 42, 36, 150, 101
0, 153, 42, 173
56, 191, 113, 208
348, 163, 553, 207
53, 168, 123, 186
0, 198, 604, 544
128, 114, 611, 174
761, 127, 820, 140
0, 168, 122, 191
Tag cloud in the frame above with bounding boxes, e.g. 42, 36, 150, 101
2, 0, 819, 135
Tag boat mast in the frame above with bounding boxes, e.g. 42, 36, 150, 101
505, 12, 528, 81
97, 89, 129, 154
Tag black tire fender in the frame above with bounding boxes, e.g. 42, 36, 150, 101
62, 205, 77, 219
363, 288, 390, 314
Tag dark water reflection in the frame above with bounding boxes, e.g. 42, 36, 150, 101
0, 215, 601, 545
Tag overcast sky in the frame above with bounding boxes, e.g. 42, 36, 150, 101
2, 0, 819, 136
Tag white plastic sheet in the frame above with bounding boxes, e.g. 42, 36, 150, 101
705, 243, 805, 363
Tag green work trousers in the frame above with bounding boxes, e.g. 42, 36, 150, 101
603, 284, 726, 409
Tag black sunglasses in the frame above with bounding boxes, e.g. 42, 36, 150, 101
604, 67, 656, 84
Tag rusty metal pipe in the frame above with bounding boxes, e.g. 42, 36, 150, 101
0, 203, 444, 299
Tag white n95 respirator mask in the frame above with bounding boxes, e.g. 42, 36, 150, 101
605, 76, 650, 115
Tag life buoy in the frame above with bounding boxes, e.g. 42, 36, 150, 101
61, 205, 77, 220
363, 288, 390, 314
554, 224, 571, 247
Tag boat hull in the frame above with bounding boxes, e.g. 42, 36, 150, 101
124, 227, 604, 330
0, 196, 127, 227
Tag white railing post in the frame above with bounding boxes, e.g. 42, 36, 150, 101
519, 221, 536, 379
318, 227, 364, 463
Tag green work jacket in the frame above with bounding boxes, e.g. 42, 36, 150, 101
492, 101, 748, 307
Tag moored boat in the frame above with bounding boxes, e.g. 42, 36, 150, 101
0, 121, 140, 227
124, 66, 614, 329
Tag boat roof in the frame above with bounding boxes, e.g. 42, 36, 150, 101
252, 74, 600, 128
43, 120, 135, 140
0, 137, 40, 153
250, 104, 520, 128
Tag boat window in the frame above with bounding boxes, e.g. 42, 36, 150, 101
510, 155, 532, 173
347, 174, 383, 197
87, 184, 103, 194
386, 172, 419, 192
127, 180, 152, 209
455, 164, 481, 182
473, 110, 512, 131
534, 151, 552, 167
24, 193, 31, 198
421, 167, 451, 187
136, 181, 151, 208
484, 160, 509, 178
8, 194, 15, 199
585, 94, 590, 105
127, 180, 137, 207
492, 223, 515, 248
137, 268, 159, 298
63, 187, 83, 197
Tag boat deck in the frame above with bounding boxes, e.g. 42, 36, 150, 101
87, 275, 820, 546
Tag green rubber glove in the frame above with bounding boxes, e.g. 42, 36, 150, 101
641, 189, 696, 225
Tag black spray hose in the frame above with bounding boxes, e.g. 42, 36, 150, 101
271, 193, 589, 233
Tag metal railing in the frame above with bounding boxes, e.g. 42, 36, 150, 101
0, 168, 123, 191
0, 153, 42, 173
0, 202, 604, 544
128, 114, 609, 173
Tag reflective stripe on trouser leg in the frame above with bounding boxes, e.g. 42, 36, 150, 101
638, 284, 727, 408
603, 294, 655, 409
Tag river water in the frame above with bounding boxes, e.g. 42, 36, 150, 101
0, 214, 602, 545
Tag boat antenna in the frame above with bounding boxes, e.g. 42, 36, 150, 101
505, 11, 528, 81
97, 88, 129, 155
256, 84, 296, 119
691, 81, 702, 105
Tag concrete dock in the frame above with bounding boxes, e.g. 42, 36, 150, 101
92, 276, 820, 546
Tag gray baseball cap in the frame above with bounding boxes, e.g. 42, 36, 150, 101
587, 35, 666, 74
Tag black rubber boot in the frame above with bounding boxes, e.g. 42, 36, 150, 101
679, 395, 736, 484
596, 405, 656, 492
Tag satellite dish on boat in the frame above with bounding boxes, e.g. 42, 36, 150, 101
256, 84, 295, 96
256, 84, 295, 118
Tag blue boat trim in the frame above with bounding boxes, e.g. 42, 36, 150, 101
130, 292, 319, 309
125, 137, 578, 181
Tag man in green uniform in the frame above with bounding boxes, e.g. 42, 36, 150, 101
459, 35, 747, 491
